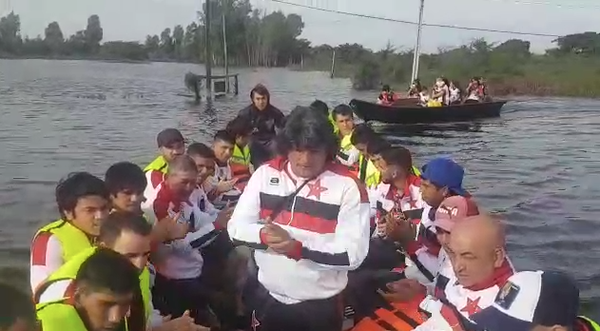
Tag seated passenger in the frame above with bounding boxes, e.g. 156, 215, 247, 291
36, 248, 140, 331
205, 130, 241, 206
378, 85, 398, 105
473, 270, 600, 331
407, 79, 423, 98
0, 283, 37, 331
449, 81, 462, 105
226, 116, 255, 191
34, 212, 207, 331
350, 124, 384, 189
30, 172, 110, 292
332, 104, 360, 167
142, 155, 232, 325
372, 147, 425, 236
144, 128, 186, 193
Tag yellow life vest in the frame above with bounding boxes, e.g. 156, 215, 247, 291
143, 155, 168, 174
37, 301, 90, 331
37, 300, 131, 331
340, 133, 354, 153
579, 316, 600, 331
358, 155, 381, 189
426, 100, 443, 107
412, 166, 421, 176
231, 144, 251, 166
35, 220, 94, 264
328, 112, 337, 132
34, 247, 152, 322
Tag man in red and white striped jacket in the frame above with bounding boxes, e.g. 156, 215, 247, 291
228, 106, 371, 331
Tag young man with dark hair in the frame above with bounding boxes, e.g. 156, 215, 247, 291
34, 212, 206, 331
206, 130, 241, 206
226, 116, 255, 191
105, 162, 147, 214
0, 283, 37, 331
332, 104, 359, 167
226, 116, 254, 170
350, 124, 383, 189
30, 172, 110, 292
237, 84, 285, 168
187, 142, 217, 187
229, 106, 371, 331
36, 248, 140, 331
144, 128, 186, 193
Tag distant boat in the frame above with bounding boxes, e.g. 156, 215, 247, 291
350, 99, 506, 124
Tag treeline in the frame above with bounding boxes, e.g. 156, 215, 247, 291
2, 5, 600, 96
0, 0, 308, 66
304, 35, 600, 97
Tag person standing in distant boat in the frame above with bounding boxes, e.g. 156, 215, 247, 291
237, 84, 285, 169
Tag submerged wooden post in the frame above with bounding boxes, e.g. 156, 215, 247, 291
330, 49, 336, 79
205, 0, 213, 100
233, 74, 239, 95
222, 0, 230, 93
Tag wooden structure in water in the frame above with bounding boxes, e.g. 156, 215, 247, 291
181, 0, 238, 101
184, 72, 239, 100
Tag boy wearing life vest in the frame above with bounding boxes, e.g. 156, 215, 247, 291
350, 124, 384, 189
144, 128, 186, 194
30, 172, 111, 292
332, 104, 360, 167
0, 283, 37, 331
205, 130, 241, 206
226, 116, 254, 190
36, 248, 140, 331
34, 212, 207, 331
473, 270, 600, 331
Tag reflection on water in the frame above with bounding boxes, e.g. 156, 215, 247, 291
0, 60, 599, 316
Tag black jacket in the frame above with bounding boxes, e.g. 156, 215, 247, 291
238, 104, 285, 143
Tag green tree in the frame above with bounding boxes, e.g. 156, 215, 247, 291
84, 15, 103, 53
0, 12, 22, 53
44, 22, 64, 54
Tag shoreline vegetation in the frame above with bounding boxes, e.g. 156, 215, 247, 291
1, 4, 600, 97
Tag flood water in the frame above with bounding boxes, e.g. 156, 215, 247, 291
0, 59, 599, 314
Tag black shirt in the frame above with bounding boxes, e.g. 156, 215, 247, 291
238, 104, 286, 143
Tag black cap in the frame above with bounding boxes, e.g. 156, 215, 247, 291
157, 128, 184, 148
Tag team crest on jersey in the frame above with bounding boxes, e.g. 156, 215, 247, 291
269, 177, 279, 185
495, 281, 520, 309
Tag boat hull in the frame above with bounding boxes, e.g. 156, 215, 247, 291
350, 99, 506, 124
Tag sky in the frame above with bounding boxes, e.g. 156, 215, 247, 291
3, 0, 600, 53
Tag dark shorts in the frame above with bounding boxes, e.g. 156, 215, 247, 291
243, 281, 344, 331
152, 273, 213, 325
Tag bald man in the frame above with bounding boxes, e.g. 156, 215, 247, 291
142, 155, 233, 326
413, 214, 515, 331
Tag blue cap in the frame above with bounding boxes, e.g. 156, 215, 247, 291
421, 157, 466, 196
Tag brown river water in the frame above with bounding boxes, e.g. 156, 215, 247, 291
0, 59, 599, 315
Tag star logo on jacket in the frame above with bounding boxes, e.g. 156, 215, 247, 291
306, 179, 328, 200
251, 310, 260, 331
460, 297, 482, 316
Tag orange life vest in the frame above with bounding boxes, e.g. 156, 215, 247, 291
352, 298, 425, 331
